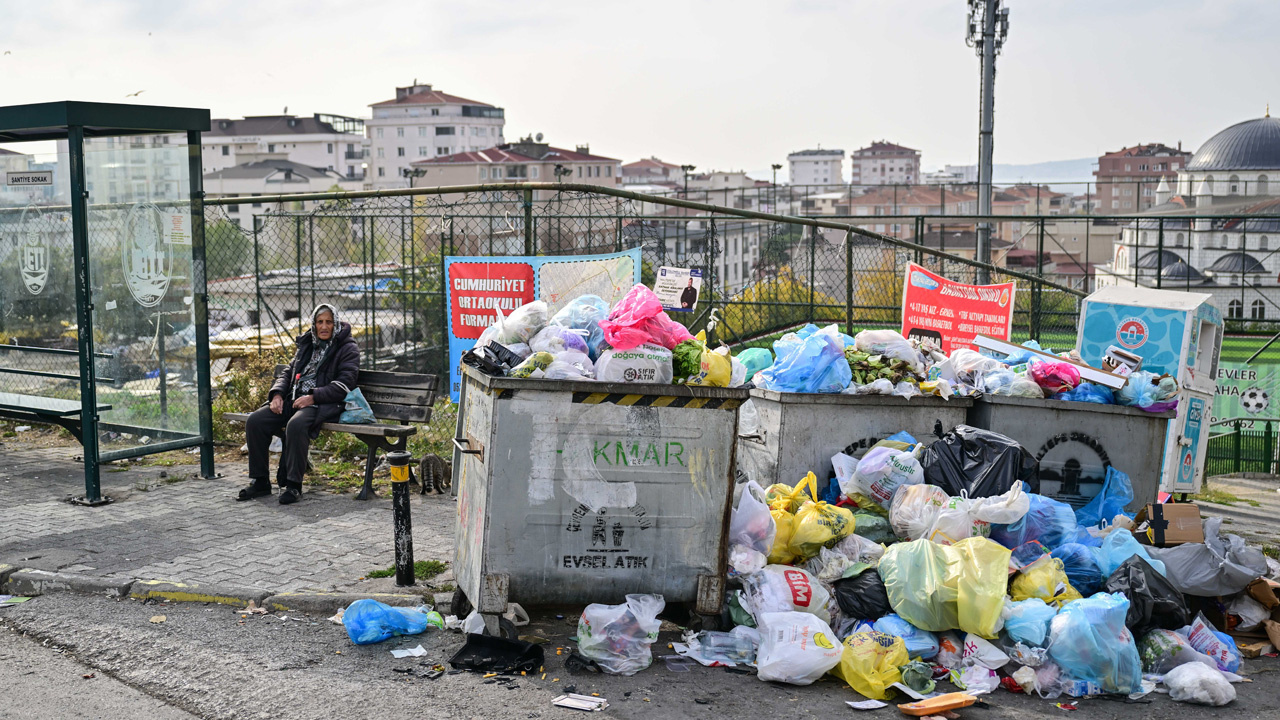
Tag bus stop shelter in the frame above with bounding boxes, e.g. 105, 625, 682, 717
0, 101, 214, 504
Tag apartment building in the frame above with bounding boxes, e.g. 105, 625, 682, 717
367, 83, 506, 189
788, 148, 844, 188
1093, 143, 1190, 214
202, 114, 366, 180
850, 141, 921, 186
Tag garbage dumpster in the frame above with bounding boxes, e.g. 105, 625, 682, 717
452, 364, 749, 634
737, 389, 972, 494
966, 395, 1175, 509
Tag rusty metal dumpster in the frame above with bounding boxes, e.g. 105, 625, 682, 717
966, 395, 1175, 510
452, 364, 748, 634
737, 389, 973, 494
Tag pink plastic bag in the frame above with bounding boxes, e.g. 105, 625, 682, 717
1030, 362, 1080, 395
598, 284, 694, 351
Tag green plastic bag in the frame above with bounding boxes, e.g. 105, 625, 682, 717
878, 537, 1011, 639
736, 347, 773, 381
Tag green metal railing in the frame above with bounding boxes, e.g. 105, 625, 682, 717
1206, 419, 1278, 476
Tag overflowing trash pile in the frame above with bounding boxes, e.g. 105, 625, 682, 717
691, 423, 1277, 707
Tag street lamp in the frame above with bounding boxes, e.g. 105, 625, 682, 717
771, 163, 782, 211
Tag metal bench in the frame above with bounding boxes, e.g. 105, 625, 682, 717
0, 345, 115, 443
222, 367, 439, 500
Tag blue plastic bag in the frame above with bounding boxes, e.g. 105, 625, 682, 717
339, 388, 377, 424
756, 324, 851, 394
1075, 466, 1135, 529
1051, 542, 1106, 596
1093, 528, 1166, 578
548, 295, 611, 361
1052, 381, 1115, 405
873, 614, 940, 660
1117, 370, 1179, 411
1001, 340, 1045, 366
991, 493, 1095, 551
342, 599, 430, 645
736, 347, 773, 381
1048, 592, 1143, 694
1003, 598, 1058, 647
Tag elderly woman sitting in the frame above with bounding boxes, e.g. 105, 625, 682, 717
238, 303, 360, 504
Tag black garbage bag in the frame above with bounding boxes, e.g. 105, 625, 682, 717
448, 633, 545, 674
461, 342, 524, 376
921, 425, 1039, 497
1104, 554, 1190, 637
832, 568, 892, 620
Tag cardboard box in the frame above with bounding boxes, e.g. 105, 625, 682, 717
1202, 578, 1280, 648
1133, 502, 1204, 546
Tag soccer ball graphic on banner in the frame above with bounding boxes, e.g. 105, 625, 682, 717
1241, 387, 1270, 415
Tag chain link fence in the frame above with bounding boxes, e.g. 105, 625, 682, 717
199, 184, 1087, 379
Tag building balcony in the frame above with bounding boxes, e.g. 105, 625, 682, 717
345, 151, 365, 160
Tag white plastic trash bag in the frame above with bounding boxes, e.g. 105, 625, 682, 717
476, 301, 548, 348
889, 484, 949, 541
1165, 661, 1236, 706
755, 611, 843, 685
594, 343, 674, 384
576, 594, 665, 676
742, 565, 831, 623
730, 481, 776, 556
1148, 517, 1269, 597
850, 444, 924, 510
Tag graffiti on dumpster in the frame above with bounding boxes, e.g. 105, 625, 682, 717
1034, 432, 1112, 500
561, 507, 653, 570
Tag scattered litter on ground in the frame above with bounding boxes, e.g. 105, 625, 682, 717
0, 596, 31, 609
390, 645, 427, 658
552, 693, 608, 712
149, 615, 166, 624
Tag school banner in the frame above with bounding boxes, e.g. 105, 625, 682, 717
445, 248, 641, 401
900, 262, 1015, 353
1211, 361, 1280, 426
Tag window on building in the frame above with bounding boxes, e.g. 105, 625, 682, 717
1220, 234, 1227, 248
1260, 175, 1270, 194
530, 167, 539, 179
1253, 300, 1267, 320
1139, 164, 1148, 171
437, 147, 450, 156
491, 167, 501, 179
1112, 187, 1120, 196
221, 145, 229, 156
418, 147, 428, 156
377, 167, 385, 177
1175, 233, 1184, 247
1229, 299, 1244, 318
1123, 201, 1132, 208
377, 148, 385, 158
431, 108, 440, 116
376, 128, 384, 138
436, 127, 455, 135
327, 143, 333, 154
605, 166, 612, 177
1125, 164, 1131, 171
396, 127, 404, 138
577, 166, 583, 178
267, 144, 275, 152
1262, 236, 1269, 250
397, 147, 405, 157
478, 167, 487, 181
1230, 174, 1240, 194
418, 127, 427, 137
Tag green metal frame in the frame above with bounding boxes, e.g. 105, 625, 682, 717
0, 101, 213, 504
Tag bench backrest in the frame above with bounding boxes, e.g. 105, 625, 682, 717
273, 364, 438, 424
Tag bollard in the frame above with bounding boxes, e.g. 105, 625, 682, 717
387, 451, 415, 586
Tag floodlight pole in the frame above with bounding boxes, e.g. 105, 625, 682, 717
969, 0, 1008, 283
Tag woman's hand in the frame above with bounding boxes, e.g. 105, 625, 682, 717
270, 395, 284, 414
292, 395, 315, 410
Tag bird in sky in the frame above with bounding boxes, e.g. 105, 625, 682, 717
126, 90, 145, 98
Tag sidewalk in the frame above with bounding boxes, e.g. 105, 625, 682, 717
0, 445, 456, 596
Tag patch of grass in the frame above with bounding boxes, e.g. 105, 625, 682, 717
1263, 545, 1280, 560
1191, 484, 1261, 507
366, 559, 449, 581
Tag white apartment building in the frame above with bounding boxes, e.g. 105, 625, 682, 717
851, 141, 921, 186
204, 156, 363, 231
367, 83, 506, 190
923, 164, 978, 185
202, 114, 367, 181
788, 149, 845, 188
56, 136, 186, 206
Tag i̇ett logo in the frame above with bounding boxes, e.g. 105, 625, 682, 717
1117, 317, 1148, 349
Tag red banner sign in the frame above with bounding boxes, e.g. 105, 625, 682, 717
900, 263, 1015, 353
448, 262, 536, 339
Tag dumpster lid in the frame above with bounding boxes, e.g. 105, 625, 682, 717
461, 364, 750, 400
749, 387, 972, 407
977, 393, 1175, 418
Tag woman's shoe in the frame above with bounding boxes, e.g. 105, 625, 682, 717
279, 487, 301, 505
236, 479, 272, 501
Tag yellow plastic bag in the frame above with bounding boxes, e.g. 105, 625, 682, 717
1010, 557, 1083, 607
768, 508, 797, 565
878, 537, 1011, 639
687, 347, 731, 387
828, 631, 909, 700
766, 473, 816, 513
789, 501, 856, 561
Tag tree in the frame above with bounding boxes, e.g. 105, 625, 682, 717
717, 267, 842, 343
205, 219, 253, 281
851, 250, 902, 325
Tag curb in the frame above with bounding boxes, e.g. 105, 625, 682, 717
263, 591, 437, 616
128, 579, 271, 607
4, 569, 133, 599
0, 564, 16, 587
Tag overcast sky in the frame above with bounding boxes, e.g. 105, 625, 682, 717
1, 0, 1277, 177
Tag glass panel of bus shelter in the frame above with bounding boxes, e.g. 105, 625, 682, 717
0, 143, 79, 406
84, 134, 200, 455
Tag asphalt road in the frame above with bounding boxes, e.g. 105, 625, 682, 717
1, 593, 1278, 720
0, 621, 197, 720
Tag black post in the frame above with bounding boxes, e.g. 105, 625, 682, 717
387, 450, 415, 586
188, 130, 215, 479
